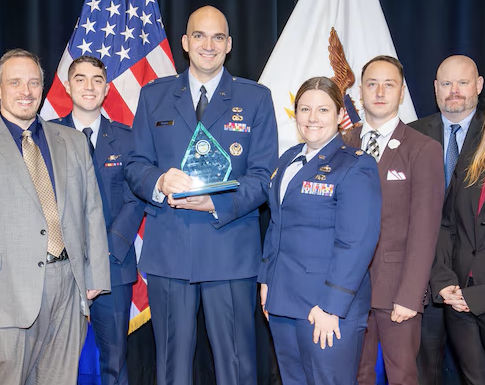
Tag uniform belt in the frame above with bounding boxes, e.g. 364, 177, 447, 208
46, 249, 69, 264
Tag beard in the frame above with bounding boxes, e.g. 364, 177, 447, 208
438, 94, 478, 114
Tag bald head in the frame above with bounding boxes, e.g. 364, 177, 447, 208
182, 6, 232, 83
434, 55, 483, 122
186, 6, 229, 36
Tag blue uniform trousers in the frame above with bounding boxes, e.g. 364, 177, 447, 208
147, 275, 257, 385
269, 312, 368, 385
90, 283, 133, 385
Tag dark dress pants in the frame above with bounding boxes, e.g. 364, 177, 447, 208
444, 306, 485, 385
417, 301, 461, 385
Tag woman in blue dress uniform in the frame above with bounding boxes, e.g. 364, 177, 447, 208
258, 77, 382, 384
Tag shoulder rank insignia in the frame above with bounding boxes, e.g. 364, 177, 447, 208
355, 150, 364, 156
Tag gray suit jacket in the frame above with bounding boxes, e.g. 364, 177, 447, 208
0, 116, 110, 328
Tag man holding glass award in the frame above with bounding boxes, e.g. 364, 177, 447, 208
125, 5, 278, 385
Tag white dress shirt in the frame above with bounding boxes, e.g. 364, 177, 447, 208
441, 109, 475, 162
72, 114, 101, 149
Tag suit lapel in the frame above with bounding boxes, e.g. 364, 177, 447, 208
41, 118, 67, 221
378, 122, 407, 180
274, 144, 303, 205
94, 116, 115, 170
201, 70, 232, 131
0, 118, 44, 213
174, 71, 198, 133
283, 136, 343, 204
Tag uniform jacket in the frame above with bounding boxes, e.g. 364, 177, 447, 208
55, 114, 145, 286
125, 69, 278, 282
258, 135, 382, 320
345, 121, 444, 313
0, 116, 110, 328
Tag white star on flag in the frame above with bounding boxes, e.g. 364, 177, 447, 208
101, 21, 116, 37
126, 3, 139, 19
86, 0, 101, 12
96, 43, 111, 59
77, 38, 92, 54
120, 25, 135, 41
146, 0, 155, 5
116, 45, 131, 61
140, 11, 152, 26
139, 30, 150, 45
81, 17, 96, 34
106, 1, 121, 18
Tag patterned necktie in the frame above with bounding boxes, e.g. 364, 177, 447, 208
291, 154, 307, 166
445, 124, 461, 188
83, 127, 95, 156
365, 130, 380, 161
22, 130, 65, 257
196, 85, 208, 122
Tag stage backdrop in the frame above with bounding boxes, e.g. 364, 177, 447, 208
1, 0, 485, 120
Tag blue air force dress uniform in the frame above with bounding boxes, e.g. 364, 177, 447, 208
55, 113, 145, 385
125, 68, 278, 385
258, 135, 382, 385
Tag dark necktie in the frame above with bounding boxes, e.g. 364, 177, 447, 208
291, 154, 307, 166
445, 124, 461, 188
196, 85, 208, 122
22, 130, 65, 257
82, 127, 95, 156
365, 130, 380, 161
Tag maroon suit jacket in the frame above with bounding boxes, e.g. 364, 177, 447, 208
344, 121, 444, 312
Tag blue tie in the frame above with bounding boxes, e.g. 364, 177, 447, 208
445, 124, 461, 188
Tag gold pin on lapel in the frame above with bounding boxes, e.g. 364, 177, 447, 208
230, 142, 243, 156
220, 91, 226, 96
320, 166, 332, 173
355, 150, 364, 156
318, 155, 326, 160
315, 174, 326, 181
232, 114, 243, 122
232, 107, 243, 113
108, 154, 121, 161
103, 133, 108, 137
341, 145, 347, 149
181, 87, 187, 92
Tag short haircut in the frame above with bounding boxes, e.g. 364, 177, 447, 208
294, 76, 344, 113
361, 55, 404, 84
0, 48, 44, 85
67, 55, 107, 81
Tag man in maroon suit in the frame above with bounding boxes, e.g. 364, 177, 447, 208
344, 55, 445, 385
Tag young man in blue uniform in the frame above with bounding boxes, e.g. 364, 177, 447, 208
55, 55, 145, 385
125, 6, 278, 385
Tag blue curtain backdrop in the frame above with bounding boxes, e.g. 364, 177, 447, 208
2, 1, 485, 384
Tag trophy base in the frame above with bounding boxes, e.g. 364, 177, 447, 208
172, 180, 240, 199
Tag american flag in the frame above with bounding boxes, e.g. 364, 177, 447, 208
40, 0, 177, 333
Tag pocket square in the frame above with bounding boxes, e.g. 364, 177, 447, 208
387, 169, 406, 180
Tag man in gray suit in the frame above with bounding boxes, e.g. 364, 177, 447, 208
0, 49, 110, 384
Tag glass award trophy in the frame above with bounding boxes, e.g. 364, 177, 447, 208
172, 122, 239, 199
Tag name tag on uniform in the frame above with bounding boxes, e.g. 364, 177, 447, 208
156, 120, 174, 126
301, 181, 334, 196
224, 122, 250, 132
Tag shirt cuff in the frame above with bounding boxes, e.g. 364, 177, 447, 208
152, 175, 166, 203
